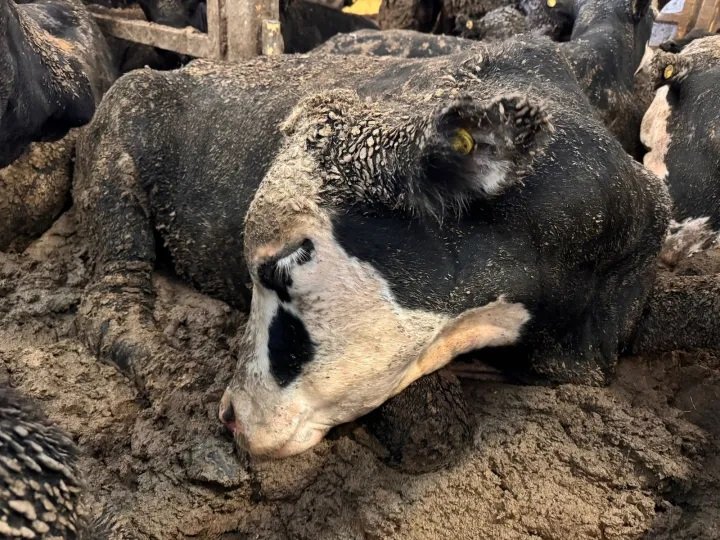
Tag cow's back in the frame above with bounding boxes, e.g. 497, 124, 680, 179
75, 43, 661, 311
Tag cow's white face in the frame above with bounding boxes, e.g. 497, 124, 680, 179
219, 91, 539, 457
221, 225, 449, 457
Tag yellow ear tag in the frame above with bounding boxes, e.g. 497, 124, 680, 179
450, 128, 475, 155
663, 64, 674, 79
547, 0, 557, 7
465, 19, 473, 29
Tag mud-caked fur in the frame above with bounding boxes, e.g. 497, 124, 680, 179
0, 386, 113, 539
312, 28, 475, 57
75, 38, 669, 457
315, 0, 654, 156
0, 0, 116, 167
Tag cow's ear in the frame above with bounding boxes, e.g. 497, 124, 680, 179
648, 50, 688, 90
632, 0, 652, 22
392, 298, 531, 396
403, 95, 553, 218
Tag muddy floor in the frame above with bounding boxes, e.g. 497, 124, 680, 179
1, 210, 719, 539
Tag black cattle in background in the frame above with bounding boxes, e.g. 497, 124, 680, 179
0, 0, 116, 251
95, 0, 378, 55
315, 0, 653, 157
641, 36, 720, 244
0, 0, 115, 167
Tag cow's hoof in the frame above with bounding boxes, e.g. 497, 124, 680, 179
362, 370, 475, 474
75, 283, 174, 393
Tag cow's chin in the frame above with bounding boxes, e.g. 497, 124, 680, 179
240, 421, 330, 459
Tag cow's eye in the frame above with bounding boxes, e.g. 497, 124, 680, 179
258, 239, 315, 301
278, 239, 315, 271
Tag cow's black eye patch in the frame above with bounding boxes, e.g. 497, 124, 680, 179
268, 306, 315, 387
257, 239, 315, 302
296, 239, 314, 265
258, 260, 292, 302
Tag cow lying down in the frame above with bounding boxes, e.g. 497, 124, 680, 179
73, 37, 677, 461
316, 0, 654, 157
641, 35, 720, 265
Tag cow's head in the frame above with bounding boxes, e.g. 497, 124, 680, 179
219, 90, 553, 457
641, 36, 720, 221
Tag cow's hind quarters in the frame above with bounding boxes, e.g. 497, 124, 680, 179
362, 370, 475, 474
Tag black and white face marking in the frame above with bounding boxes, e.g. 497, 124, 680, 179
257, 238, 315, 302
256, 238, 318, 386
268, 305, 316, 387
222, 219, 529, 458
220, 93, 532, 459
642, 46, 720, 228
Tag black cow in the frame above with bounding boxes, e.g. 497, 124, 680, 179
312, 28, 474, 56
280, 0, 378, 53
377, 0, 511, 34
641, 35, 720, 262
132, 0, 377, 53
74, 38, 669, 458
317, 0, 653, 156
0, 0, 115, 167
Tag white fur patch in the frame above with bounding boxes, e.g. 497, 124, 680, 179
660, 217, 720, 267
641, 85, 672, 180
229, 219, 530, 456
477, 159, 512, 196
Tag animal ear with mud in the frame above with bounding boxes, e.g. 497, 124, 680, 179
280, 90, 553, 220
401, 95, 554, 219
649, 50, 689, 92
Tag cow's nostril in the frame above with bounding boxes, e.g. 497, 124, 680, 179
221, 402, 235, 424
219, 396, 237, 434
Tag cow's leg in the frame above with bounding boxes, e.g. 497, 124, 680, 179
362, 370, 475, 473
632, 273, 720, 354
74, 151, 171, 391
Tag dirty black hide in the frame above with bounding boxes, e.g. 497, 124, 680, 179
0, 0, 115, 167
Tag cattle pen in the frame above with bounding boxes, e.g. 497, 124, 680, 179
86, 0, 720, 61
88, 0, 284, 60
2, 0, 720, 537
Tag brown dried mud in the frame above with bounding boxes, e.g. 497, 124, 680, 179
1, 210, 719, 539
